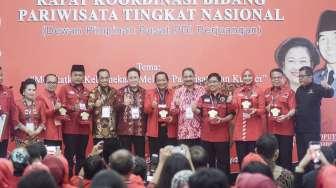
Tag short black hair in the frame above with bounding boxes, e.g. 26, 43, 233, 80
299, 66, 314, 76
154, 71, 169, 82
182, 67, 195, 76
20, 78, 37, 95
126, 67, 140, 77
43, 74, 58, 83
320, 146, 335, 164
83, 155, 106, 180
256, 134, 279, 159
97, 68, 110, 78
132, 156, 147, 181
18, 170, 58, 188
91, 170, 126, 188
108, 150, 134, 176
269, 68, 284, 77
207, 73, 221, 82
26, 143, 43, 163
241, 161, 274, 180
188, 168, 229, 188
190, 145, 208, 169
275, 37, 320, 68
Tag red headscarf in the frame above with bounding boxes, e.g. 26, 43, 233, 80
43, 155, 66, 187
235, 173, 277, 188
0, 159, 14, 188
241, 152, 267, 169
23, 162, 50, 176
316, 165, 336, 188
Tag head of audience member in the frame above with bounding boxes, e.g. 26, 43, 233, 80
255, 134, 279, 164
132, 156, 147, 182
241, 161, 274, 180
18, 170, 57, 188
155, 71, 169, 91
23, 162, 49, 176
97, 68, 110, 88
44, 74, 58, 92
316, 165, 336, 188
10, 147, 30, 176
299, 66, 314, 86
269, 68, 286, 88
241, 152, 267, 170
235, 172, 277, 188
70, 64, 85, 85
26, 143, 45, 164
320, 146, 335, 165
91, 169, 126, 188
157, 153, 192, 188
188, 168, 229, 188
241, 69, 255, 86
0, 158, 14, 188
207, 73, 221, 94
83, 155, 106, 180
329, 142, 336, 164
126, 67, 141, 89
20, 78, 37, 101
171, 170, 193, 188
189, 145, 208, 169
316, 10, 336, 64
108, 149, 134, 177
42, 155, 66, 187
275, 37, 319, 90
182, 67, 195, 88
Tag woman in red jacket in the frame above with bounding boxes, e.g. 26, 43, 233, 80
144, 71, 177, 156
13, 78, 46, 146
232, 69, 265, 166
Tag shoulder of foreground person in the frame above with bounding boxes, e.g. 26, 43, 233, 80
126, 174, 145, 188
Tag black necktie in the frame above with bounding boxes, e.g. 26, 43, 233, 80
328, 70, 334, 85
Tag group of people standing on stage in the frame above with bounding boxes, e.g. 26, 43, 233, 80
0, 9, 335, 180
0, 63, 333, 177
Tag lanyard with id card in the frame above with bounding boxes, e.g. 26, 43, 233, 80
102, 106, 111, 118
185, 106, 194, 120
131, 106, 140, 120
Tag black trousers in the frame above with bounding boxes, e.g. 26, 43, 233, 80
275, 134, 293, 171
148, 125, 177, 156
119, 135, 145, 158
235, 141, 256, 167
44, 140, 62, 149
0, 140, 8, 158
93, 137, 122, 162
296, 133, 320, 161
202, 141, 230, 175
63, 134, 88, 177
178, 139, 200, 147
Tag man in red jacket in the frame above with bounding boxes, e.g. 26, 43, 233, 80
58, 65, 91, 177
144, 71, 177, 156
0, 66, 16, 157
37, 74, 63, 148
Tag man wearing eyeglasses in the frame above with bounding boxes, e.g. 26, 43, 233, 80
295, 66, 333, 160
37, 74, 63, 148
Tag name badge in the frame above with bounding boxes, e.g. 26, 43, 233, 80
102, 106, 111, 118
158, 104, 167, 109
131, 106, 140, 120
185, 106, 194, 120
26, 123, 35, 132
79, 103, 87, 111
